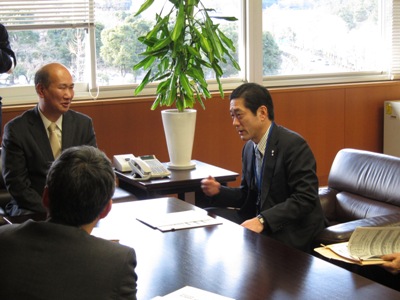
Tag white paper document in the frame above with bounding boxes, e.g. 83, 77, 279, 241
348, 226, 400, 260
137, 210, 222, 232
314, 226, 400, 265
151, 286, 235, 300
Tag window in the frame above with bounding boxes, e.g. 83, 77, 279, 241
261, 0, 397, 86
0, 0, 95, 103
0, 0, 399, 105
96, 0, 242, 88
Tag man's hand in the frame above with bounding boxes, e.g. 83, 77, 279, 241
381, 253, 400, 275
200, 175, 221, 197
241, 217, 264, 233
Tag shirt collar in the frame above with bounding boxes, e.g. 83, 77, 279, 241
38, 109, 63, 131
253, 124, 271, 156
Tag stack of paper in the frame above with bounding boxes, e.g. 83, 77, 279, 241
137, 210, 222, 232
152, 286, 234, 300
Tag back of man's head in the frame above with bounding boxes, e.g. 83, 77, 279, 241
46, 145, 115, 226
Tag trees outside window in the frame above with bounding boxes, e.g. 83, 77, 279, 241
0, 0, 397, 103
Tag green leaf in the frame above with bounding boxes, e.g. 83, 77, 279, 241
179, 73, 193, 98
171, 1, 185, 41
186, 67, 207, 87
199, 36, 212, 61
151, 93, 163, 110
184, 93, 194, 108
211, 16, 238, 21
134, 69, 152, 95
194, 90, 205, 109
146, 16, 169, 40
225, 51, 241, 71
138, 36, 158, 47
216, 76, 224, 98
156, 79, 170, 94
187, 46, 200, 57
217, 29, 235, 50
133, 56, 156, 71
134, 0, 155, 17
205, 22, 222, 59
212, 61, 223, 76
141, 36, 172, 55
158, 57, 171, 73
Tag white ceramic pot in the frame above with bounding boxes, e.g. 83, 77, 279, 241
161, 109, 197, 170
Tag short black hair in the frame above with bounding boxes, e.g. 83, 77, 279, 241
230, 82, 274, 120
46, 146, 115, 226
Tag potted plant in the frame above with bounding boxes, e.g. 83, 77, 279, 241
133, 0, 240, 169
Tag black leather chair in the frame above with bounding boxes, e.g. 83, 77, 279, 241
315, 148, 400, 246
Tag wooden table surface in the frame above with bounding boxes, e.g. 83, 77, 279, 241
94, 197, 400, 300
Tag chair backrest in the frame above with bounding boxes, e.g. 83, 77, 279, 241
328, 148, 400, 207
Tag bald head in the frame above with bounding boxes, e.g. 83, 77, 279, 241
34, 63, 71, 89
35, 63, 75, 121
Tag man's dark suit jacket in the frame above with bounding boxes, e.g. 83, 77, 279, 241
0, 23, 17, 136
2, 106, 97, 215
0, 220, 137, 300
0, 23, 16, 74
214, 122, 325, 251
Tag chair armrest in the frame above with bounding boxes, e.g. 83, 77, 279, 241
314, 213, 400, 245
318, 186, 338, 222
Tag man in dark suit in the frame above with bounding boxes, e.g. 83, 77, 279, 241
201, 82, 325, 252
0, 23, 17, 136
0, 24, 16, 74
0, 145, 138, 300
2, 62, 97, 216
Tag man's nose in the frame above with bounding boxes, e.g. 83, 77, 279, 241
65, 88, 74, 98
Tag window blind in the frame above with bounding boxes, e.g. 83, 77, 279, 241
391, 0, 400, 78
0, 0, 94, 30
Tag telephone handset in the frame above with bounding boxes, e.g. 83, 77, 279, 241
113, 154, 171, 180
129, 157, 152, 180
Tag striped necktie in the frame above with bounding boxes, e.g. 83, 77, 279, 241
255, 147, 263, 183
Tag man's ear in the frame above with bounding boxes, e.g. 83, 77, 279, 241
36, 83, 43, 96
99, 199, 112, 219
258, 105, 268, 121
42, 186, 50, 209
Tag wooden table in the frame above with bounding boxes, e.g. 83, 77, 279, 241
94, 197, 400, 300
115, 160, 239, 204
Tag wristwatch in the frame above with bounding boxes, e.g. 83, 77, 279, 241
257, 214, 265, 225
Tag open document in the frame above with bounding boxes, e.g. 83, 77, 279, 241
151, 286, 234, 300
314, 226, 400, 265
137, 210, 222, 232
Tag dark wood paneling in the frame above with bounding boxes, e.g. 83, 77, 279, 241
345, 83, 400, 152
3, 81, 400, 186
271, 87, 345, 185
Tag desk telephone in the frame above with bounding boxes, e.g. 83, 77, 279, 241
113, 154, 171, 180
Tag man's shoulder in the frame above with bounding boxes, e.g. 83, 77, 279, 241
6, 107, 36, 124
64, 109, 92, 122
0, 223, 21, 235
0, 221, 38, 243
272, 124, 306, 144
1, 221, 133, 254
